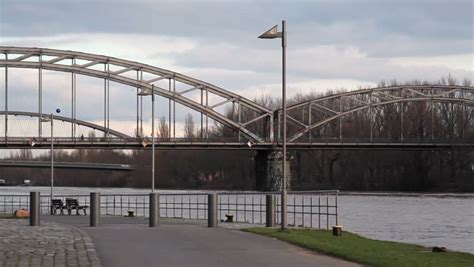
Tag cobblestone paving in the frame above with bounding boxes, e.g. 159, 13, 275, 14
0, 219, 101, 267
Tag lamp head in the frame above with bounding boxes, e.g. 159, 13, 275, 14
258, 25, 281, 39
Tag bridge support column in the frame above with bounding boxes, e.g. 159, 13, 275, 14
255, 150, 291, 191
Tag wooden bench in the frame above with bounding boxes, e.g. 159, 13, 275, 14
66, 198, 89, 215
51, 199, 67, 215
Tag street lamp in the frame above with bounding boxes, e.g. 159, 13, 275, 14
259, 20, 288, 229
137, 86, 155, 192
41, 108, 61, 214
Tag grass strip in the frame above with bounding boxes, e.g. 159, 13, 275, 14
0, 213, 27, 219
243, 228, 474, 267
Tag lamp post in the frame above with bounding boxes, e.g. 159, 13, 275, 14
42, 108, 61, 214
137, 86, 155, 192
151, 85, 155, 192
259, 20, 287, 229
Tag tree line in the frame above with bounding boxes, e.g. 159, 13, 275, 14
1, 77, 472, 192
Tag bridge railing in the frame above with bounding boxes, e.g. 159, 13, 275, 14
291, 137, 472, 143
0, 137, 257, 143
0, 191, 339, 229
1, 136, 471, 145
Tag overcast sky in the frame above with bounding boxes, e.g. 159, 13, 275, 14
0, 0, 472, 136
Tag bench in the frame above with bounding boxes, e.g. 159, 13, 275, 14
66, 198, 89, 215
51, 199, 67, 215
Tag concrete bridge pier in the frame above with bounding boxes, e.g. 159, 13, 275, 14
255, 150, 291, 191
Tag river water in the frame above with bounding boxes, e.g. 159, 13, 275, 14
1, 186, 473, 254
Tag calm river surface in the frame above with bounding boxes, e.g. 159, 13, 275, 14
1, 186, 473, 254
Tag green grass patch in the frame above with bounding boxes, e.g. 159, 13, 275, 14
243, 228, 474, 267
0, 213, 16, 219
0, 213, 27, 219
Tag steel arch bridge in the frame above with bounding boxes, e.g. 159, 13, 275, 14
0, 46, 472, 150
277, 85, 474, 142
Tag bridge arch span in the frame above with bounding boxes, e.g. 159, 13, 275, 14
0, 46, 272, 142
276, 85, 474, 142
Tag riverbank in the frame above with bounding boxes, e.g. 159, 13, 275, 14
245, 228, 474, 267
2, 214, 473, 266
1, 187, 472, 253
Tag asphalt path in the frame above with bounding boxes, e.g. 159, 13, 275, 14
46, 216, 361, 267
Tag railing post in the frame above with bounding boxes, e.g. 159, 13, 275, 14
208, 193, 217, 227
149, 192, 159, 227
29, 192, 40, 226
266, 194, 276, 227
90, 192, 100, 227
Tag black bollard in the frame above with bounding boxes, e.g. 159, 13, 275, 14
266, 194, 276, 227
149, 192, 159, 227
208, 194, 218, 227
90, 192, 100, 227
29, 192, 40, 226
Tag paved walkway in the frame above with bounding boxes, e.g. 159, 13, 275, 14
0, 219, 101, 267
46, 216, 361, 267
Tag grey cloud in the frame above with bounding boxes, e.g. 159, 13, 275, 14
166, 41, 472, 82
0, 0, 472, 125
1, 0, 472, 57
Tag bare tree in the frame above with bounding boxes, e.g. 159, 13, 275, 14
184, 113, 195, 139
158, 116, 169, 138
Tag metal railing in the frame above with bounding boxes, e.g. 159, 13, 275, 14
0, 195, 30, 214
284, 191, 339, 229
101, 193, 209, 219
159, 193, 208, 220
218, 193, 267, 224
0, 191, 338, 229
217, 191, 338, 228
102, 194, 147, 216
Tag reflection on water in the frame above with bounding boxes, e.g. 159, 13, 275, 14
1, 186, 473, 254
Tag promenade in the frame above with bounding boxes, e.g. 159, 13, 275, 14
0, 219, 101, 267
1, 216, 361, 267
